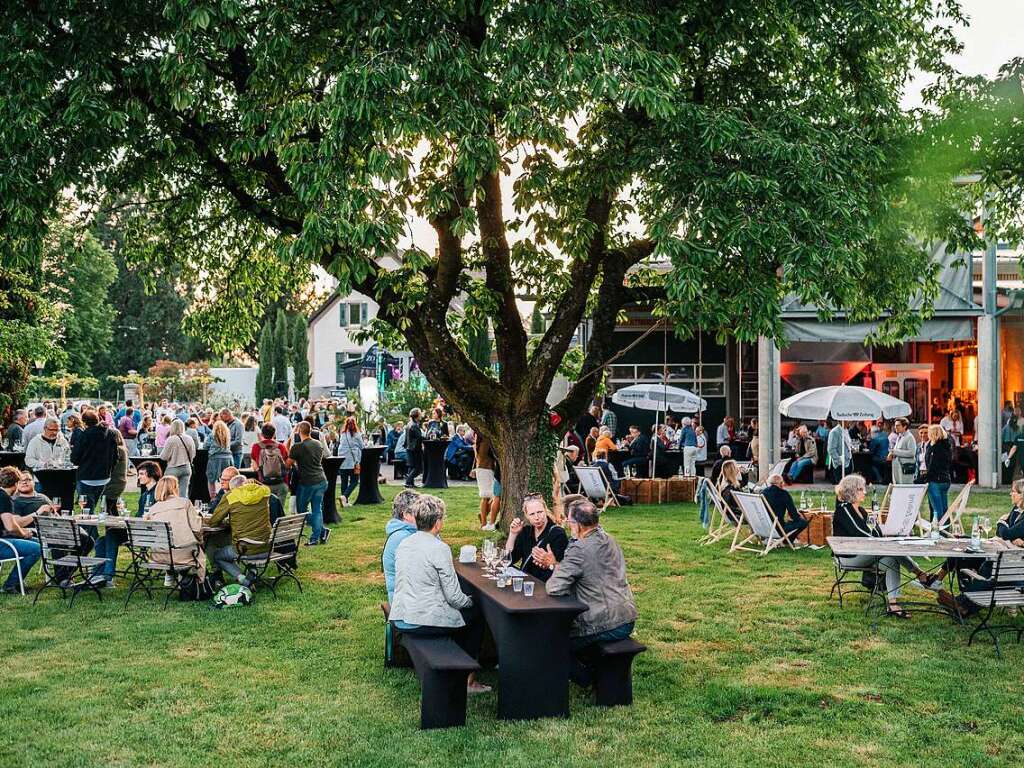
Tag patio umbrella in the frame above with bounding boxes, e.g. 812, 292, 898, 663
779, 385, 911, 476
612, 384, 707, 474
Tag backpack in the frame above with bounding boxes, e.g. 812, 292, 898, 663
213, 583, 253, 608
258, 443, 285, 485
178, 574, 214, 602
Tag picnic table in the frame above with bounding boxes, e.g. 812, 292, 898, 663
73, 514, 225, 536
422, 439, 449, 489
454, 561, 586, 720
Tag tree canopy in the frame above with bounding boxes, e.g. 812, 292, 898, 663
0, 0, 963, 513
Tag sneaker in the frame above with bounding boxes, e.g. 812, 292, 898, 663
88, 573, 108, 587
467, 681, 492, 695
320, 528, 331, 545
484, 523, 496, 531
1, 585, 20, 595
164, 574, 176, 587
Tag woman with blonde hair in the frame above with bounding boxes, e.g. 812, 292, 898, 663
924, 423, 953, 528
717, 459, 743, 522
205, 420, 233, 497
504, 492, 569, 581
160, 419, 196, 497
832, 473, 952, 618
143, 475, 205, 583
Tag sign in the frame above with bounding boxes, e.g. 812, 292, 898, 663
329, 389, 346, 398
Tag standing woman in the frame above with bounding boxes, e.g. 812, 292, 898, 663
924, 424, 953, 527
137, 414, 155, 453
241, 415, 259, 468
504, 494, 569, 581
155, 414, 173, 449
889, 418, 918, 485
205, 421, 233, 498
336, 416, 363, 506
161, 419, 196, 498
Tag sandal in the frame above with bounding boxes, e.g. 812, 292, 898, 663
918, 572, 941, 588
885, 605, 911, 619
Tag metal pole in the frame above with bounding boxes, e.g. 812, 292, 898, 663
978, 221, 1000, 487
757, 337, 780, 481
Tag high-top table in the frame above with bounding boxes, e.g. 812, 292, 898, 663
188, 449, 210, 503
454, 561, 587, 720
827, 535, 1013, 560
34, 467, 78, 512
354, 446, 384, 505
422, 439, 450, 488
0, 451, 26, 470
322, 456, 344, 523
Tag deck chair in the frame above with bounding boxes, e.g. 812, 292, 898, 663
575, 466, 619, 512
698, 479, 740, 545
765, 459, 790, 481
879, 484, 927, 536
730, 491, 799, 556
938, 481, 974, 536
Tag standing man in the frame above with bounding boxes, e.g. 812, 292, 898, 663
272, 405, 292, 442
403, 408, 424, 489
21, 406, 47, 448
221, 408, 244, 468
679, 417, 698, 476
25, 418, 69, 470
70, 408, 118, 509
289, 421, 329, 545
252, 423, 290, 512
117, 407, 139, 456
600, 398, 618, 440
826, 421, 853, 483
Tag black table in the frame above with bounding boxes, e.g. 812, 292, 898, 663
35, 467, 77, 512
0, 451, 26, 470
422, 439, 450, 489
354, 446, 384, 505
189, 449, 210, 503
455, 562, 587, 720
322, 456, 344, 524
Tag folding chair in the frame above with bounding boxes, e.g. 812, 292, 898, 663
32, 516, 106, 607
123, 518, 204, 609
938, 481, 974, 537
0, 539, 28, 596
730, 492, 799, 556
878, 484, 927, 536
697, 479, 740, 545
828, 552, 883, 609
575, 466, 619, 512
554, 452, 573, 497
236, 513, 307, 597
963, 550, 1024, 658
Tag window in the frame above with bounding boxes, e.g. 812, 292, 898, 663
347, 352, 362, 361
335, 352, 346, 382
341, 302, 368, 327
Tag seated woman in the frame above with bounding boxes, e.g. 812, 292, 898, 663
143, 476, 206, 585
504, 493, 569, 582
592, 449, 621, 495
832, 473, 955, 618
717, 459, 744, 523
389, 493, 490, 693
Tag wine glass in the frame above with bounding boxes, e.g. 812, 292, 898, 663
979, 516, 992, 538
51, 496, 62, 515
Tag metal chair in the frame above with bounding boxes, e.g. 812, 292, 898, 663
123, 518, 204, 609
236, 513, 307, 597
963, 550, 1024, 658
33, 516, 106, 607
0, 538, 29, 595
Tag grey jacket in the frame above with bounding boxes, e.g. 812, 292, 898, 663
891, 431, 918, 484
389, 531, 472, 628
827, 425, 852, 469
227, 418, 244, 455
546, 527, 637, 637
336, 432, 363, 470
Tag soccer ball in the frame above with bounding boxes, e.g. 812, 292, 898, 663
213, 583, 253, 608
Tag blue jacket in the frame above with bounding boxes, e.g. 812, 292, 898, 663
383, 518, 417, 603
869, 433, 890, 462
680, 426, 697, 448
444, 434, 468, 462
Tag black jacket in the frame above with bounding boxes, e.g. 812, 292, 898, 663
763, 484, 800, 525
832, 500, 879, 539
997, 506, 1024, 541
924, 438, 952, 483
70, 425, 118, 482
628, 435, 649, 459
508, 519, 569, 582
405, 421, 423, 453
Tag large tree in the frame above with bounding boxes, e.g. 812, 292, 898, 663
1, 1, 960, 519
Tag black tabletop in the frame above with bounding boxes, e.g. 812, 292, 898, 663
455, 561, 586, 615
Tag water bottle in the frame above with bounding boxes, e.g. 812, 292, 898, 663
971, 516, 981, 550
929, 510, 941, 540
800, 490, 807, 510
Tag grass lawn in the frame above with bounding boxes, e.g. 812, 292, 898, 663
1, 485, 1022, 768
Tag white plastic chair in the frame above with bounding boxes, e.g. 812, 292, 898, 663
574, 466, 619, 512
730, 491, 798, 556
879, 484, 928, 536
0, 539, 27, 596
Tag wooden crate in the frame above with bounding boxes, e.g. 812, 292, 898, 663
619, 478, 639, 499
799, 511, 833, 546
666, 476, 697, 502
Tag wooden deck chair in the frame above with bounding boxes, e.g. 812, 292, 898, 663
698, 478, 740, 545
877, 483, 894, 515
575, 466, 619, 511
938, 481, 974, 536
730, 491, 798, 556
765, 459, 790, 481
879, 484, 927, 536
554, 452, 573, 497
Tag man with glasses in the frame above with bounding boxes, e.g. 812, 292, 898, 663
208, 466, 240, 514
25, 417, 69, 471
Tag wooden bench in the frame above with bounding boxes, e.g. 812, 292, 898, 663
589, 638, 646, 707
399, 633, 480, 729
380, 602, 412, 668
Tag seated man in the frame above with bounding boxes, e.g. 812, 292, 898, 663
443, 425, 474, 480
0, 467, 42, 595
620, 425, 650, 478
207, 465, 240, 514
592, 450, 621, 494
546, 495, 638, 686
382, 489, 420, 603
12, 471, 55, 516
388, 493, 489, 693
787, 425, 817, 482
709, 444, 732, 486
562, 445, 582, 494
762, 474, 809, 539
206, 476, 272, 587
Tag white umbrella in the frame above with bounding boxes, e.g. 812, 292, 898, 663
779, 385, 911, 477
612, 384, 706, 476
612, 384, 707, 413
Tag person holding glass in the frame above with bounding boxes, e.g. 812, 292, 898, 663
504, 493, 569, 582
831, 473, 955, 618
0, 467, 42, 594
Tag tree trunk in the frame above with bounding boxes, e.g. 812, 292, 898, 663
488, 415, 560, 531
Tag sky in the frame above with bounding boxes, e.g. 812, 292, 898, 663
903, 0, 1024, 108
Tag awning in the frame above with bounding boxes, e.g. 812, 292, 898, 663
781, 317, 975, 343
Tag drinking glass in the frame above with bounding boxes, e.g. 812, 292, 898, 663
51, 497, 62, 515
979, 516, 992, 538
78, 496, 89, 515
512, 577, 524, 592
523, 581, 535, 597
